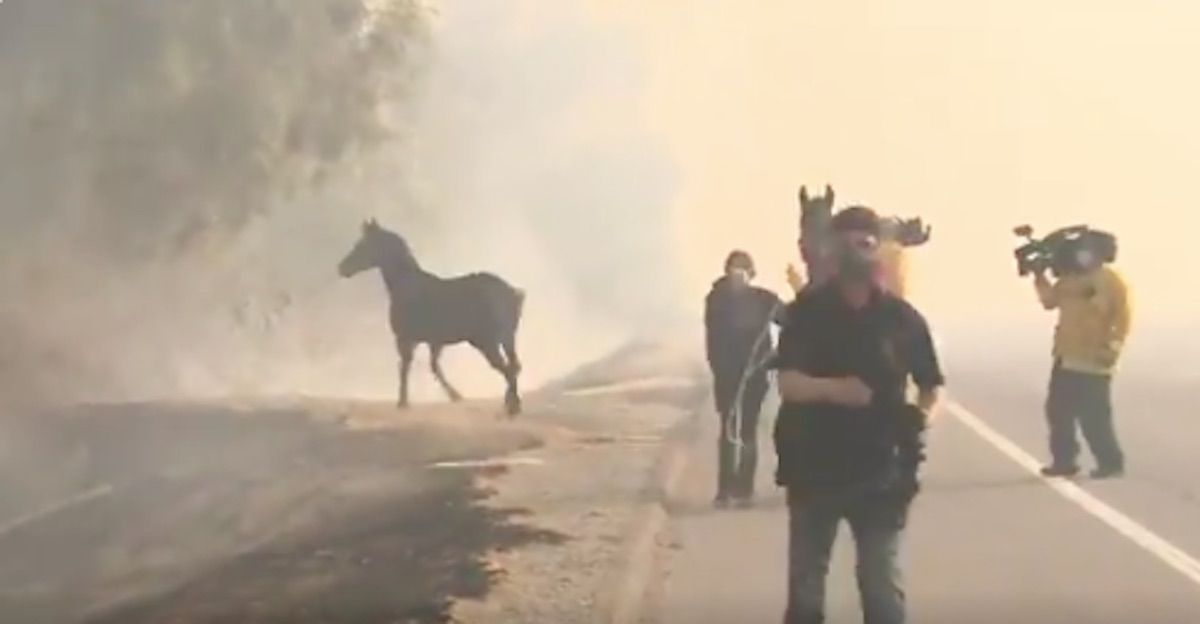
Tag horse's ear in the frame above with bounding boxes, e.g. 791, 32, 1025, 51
799, 185, 809, 206
824, 184, 835, 204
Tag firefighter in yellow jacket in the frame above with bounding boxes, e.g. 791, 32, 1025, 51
1034, 243, 1132, 479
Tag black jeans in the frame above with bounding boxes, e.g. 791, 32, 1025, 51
784, 485, 908, 624
715, 373, 768, 500
1046, 362, 1124, 470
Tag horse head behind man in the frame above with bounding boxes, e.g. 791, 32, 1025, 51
797, 184, 837, 287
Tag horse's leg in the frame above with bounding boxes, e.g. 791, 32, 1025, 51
500, 334, 522, 413
500, 334, 522, 376
397, 340, 415, 409
473, 340, 521, 417
429, 343, 463, 402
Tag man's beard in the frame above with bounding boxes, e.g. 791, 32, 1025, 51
836, 253, 878, 284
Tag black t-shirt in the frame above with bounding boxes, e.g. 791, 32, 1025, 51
773, 283, 945, 489
704, 278, 783, 380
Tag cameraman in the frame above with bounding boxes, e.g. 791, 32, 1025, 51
1033, 236, 1132, 479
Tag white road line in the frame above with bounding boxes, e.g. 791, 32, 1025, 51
0, 483, 114, 540
945, 399, 1200, 587
562, 376, 698, 397
429, 457, 545, 469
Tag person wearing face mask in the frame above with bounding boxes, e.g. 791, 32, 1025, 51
1033, 237, 1132, 480
704, 250, 785, 508
774, 206, 945, 624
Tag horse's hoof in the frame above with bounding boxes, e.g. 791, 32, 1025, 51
396, 401, 410, 410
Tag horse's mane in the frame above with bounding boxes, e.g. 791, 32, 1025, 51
372, 226, 422, 273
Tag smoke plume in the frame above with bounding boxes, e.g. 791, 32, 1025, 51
0, 0, 683, 404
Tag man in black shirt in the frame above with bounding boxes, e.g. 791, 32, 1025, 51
705, 250, 784, 508
774, 206, 945, 624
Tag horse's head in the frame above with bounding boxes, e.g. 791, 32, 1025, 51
338, 219, 417, 278
798, 184, 836, 230
798, 184, 837, 277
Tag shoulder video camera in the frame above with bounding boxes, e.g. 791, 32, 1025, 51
882, 216, 932, 247
1013, 224, 1117, 277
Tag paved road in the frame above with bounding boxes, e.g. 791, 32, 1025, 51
657, 361, 1200, 623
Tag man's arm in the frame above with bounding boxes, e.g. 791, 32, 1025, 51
703, 294, 719, 371
774, 303, 824, 404
915, 385, 941, 415
775, 304, 872, 407
1095, 269, 1131, 367
1034, 272, 1059, 310
1107, 269, 1132, 345
778, 371, 834, 403
778, 371, 872, 407
907, 308, 947, 421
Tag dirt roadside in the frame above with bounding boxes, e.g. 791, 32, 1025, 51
0, 343, 709, 624
449, 385, 705, 624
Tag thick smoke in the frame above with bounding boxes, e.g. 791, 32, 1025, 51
0, 0, 683, 405
393, 0, 685, 383
0, 0, 433, 403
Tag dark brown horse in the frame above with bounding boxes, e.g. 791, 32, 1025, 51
798, 184, 837, 287
337, 220, 525, 416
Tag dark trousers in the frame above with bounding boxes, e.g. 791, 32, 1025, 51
784, 486, 907, 624
1046, 362, 1124, 470
715, 373, 768, 500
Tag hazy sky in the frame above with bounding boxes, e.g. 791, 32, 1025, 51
594, 1, 1197, 332
3, 1, 1195, 402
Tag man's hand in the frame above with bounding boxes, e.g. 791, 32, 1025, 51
778, 372, 873, 407
1033, 269, 1059, 310
916, 385, 942, 425
825, 377, 874, 408
1097, 339, 1123, 369
786, 263, 806, 293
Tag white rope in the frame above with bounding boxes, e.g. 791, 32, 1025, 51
723, 301, 784, 469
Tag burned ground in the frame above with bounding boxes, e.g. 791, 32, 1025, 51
0, 400, 558, 624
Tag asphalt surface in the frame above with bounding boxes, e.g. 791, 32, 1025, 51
657, 360, 1200, 623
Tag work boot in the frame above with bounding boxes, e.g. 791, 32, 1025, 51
1090, 466, 1125, 480
1040, 464, 1080, 478
713, 495, 731, 509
